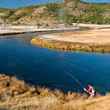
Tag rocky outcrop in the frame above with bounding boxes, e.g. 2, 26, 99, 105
64, 0, 110, 24
0, 3, 62, 27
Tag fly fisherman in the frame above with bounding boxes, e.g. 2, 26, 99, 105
84, 85, 95, 97
65, 72, 96, 97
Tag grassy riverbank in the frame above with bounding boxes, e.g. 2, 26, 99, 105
31, 29, 110, 53
31, 38, 110, 53
0, 74, 110, 110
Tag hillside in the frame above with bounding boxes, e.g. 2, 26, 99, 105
0, 1, 110, 26
0, 74, 110, 110
0, 3, 63, 27
64, 0, 110, 24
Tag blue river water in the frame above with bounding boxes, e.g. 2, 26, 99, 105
81, 0, 110, 3
0, 36, 110, 94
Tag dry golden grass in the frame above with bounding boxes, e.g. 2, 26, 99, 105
0, 91, 110, 110
31, 36, 110, 53
31, 28, 110, 53
0, 74, 109, 110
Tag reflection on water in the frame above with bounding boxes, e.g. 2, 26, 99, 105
0, 36, 110, 94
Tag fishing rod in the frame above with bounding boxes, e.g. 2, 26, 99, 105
41, 71, 85, 91
65, 71, 100, 95
64, 71, 85, 90
42, 71, 85, 90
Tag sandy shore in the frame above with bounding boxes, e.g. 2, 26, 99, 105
40, 28, 110, 45
31, 28, 110, 53
0, 26, 79, 35
0, 23, 110, 35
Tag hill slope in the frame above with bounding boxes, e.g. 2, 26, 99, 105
0, 74, 109, 110
64, 0, 110, 24
0, 3, 63, 27
0, 1, 110, 26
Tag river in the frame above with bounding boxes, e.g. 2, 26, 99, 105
0, 33, 110, 94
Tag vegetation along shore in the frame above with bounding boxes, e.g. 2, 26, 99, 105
31, 28, 110, 53
0, 74, 110, 110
